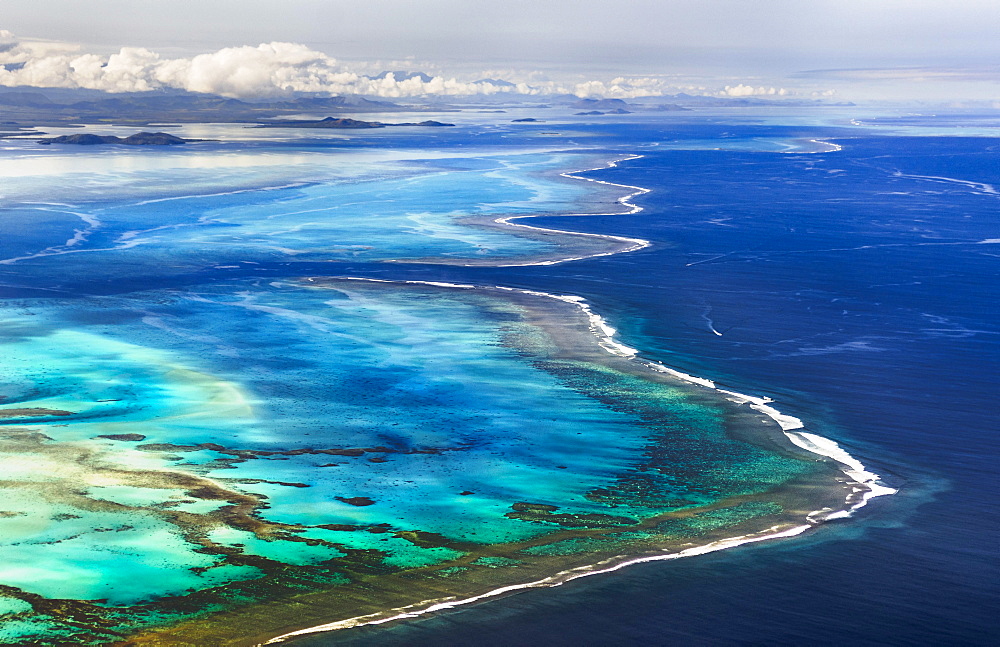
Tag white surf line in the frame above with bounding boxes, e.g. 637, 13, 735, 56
892, 171, 998, 195
319, 276, 898, 513
130, 182, 309, 206
458, 154, 653, 267
0, 207, 106, 265
267, 515, 826, 645
0, 184, 310, 265
803, 139, 843, 153
276, 276, 898, 645
0, 237, 147, 266
264, 525, 816, 645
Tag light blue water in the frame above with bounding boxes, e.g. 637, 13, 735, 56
0, 145, 612, 282
0, 274, 818, 642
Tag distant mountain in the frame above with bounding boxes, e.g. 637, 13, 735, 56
659, 93, 853, 107
474, 78, 517, 88
569, 98, 691, 113
574, 109, 632, 115
391, 120, 455, 127
37, 131, 198, 145
256, 116, 455, 129
258, 117, 384, 129
0, 91, 54, 107
570, 98, 631, 110
0, 85, 120, 104
287, 95, 399, 110
648, 103, 691, 111
0, 84, 849, 129
0, 87, 431, 127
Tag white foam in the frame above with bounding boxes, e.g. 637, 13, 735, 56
316, 277, 895, 521
783, 431, 898, 509
277, 144, 900, 639
404, 280, 476, 289
645, 362, 715, 389
893, 171, 998, 195
264, 521, 816, 644
469, 155, 653, 268
723, 393, 806, 431
0, 207, 106, 265
805, 139, 843, 153
130, 182, 307, 206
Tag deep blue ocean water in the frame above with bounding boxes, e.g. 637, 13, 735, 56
0, 111, 996, 644
296, 128, 999, 645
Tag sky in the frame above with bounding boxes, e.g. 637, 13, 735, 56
3, 0, 1000, 102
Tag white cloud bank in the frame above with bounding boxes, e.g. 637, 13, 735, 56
720, 83, 788, 97
0, 34, 410, 96
0, 31, 797, 100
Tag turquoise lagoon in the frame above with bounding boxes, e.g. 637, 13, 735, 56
0, 134, 632, 276
0, 124, 862, 645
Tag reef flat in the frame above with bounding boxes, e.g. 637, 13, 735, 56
0, 116, 897, 645
0, 279, 864, 645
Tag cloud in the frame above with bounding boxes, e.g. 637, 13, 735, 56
796, 66, 1000, 83
0, 34, 535, 98
571, 77, 671, 99
155, 42, 356, 96
720, 84, 788, 97
0, 30, 15, 53
0, 36, 364, 96
0, 31, 809, 101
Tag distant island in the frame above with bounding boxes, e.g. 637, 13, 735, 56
0, 86, 853, 131
36, 132, 205, 146
32, 120, 457, 144
256, 117, 455, 129
571, 98, 687, 112
0, 89, 433, 127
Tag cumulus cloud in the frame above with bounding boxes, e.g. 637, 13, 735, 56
571, 77, 670, 99
720, 83, 788, 97
156, 42, 357, 96
0, 30, 16, 52
0, 33, 538, 98
0, 37, 366, 96
0, 31, 810, 101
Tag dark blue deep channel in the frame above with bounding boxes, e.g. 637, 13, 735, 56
297, 132, 999, 646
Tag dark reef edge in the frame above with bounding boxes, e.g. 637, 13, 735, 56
122, 276, 890, 647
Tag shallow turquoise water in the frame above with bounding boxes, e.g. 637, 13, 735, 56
0, 278, 810, 631
0, 121, 834, 643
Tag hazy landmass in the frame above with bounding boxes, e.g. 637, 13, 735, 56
255, 117, 455, 129
0, 83, 852, 130
0, 87, 420, 127
35, 131, 205, 145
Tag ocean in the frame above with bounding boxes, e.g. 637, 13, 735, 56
0, 109, 995, 645
309, 118, 1000, 646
